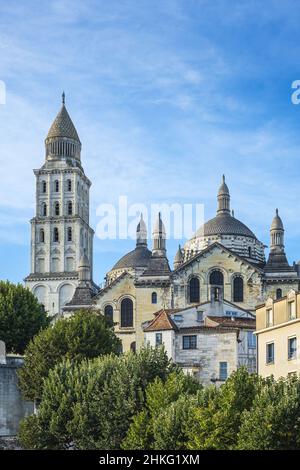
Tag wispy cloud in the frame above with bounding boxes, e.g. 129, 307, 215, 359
0, 0, 300, 282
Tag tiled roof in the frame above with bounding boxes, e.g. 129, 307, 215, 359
194, 213, 257, 239
143, 309, 178, 332
112, 246, 152, 270
205, 316, 256, 329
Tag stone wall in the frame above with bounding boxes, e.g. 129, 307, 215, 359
0, 356, 34, 436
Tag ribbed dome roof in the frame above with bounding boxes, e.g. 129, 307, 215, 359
194, 213, 257, 239
46, 102, 80, 142
112, 246, 152, 270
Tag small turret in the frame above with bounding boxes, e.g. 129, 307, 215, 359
217, 175, 230, 215
152, 212, 166, 257
78, 251, 91, 283
174, 244, 183, 269
136, 213, 147, 247
265, 209, 291, 272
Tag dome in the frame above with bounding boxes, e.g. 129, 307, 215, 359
112, 246, 152, 270
271, 209, 284, 231
46, 94, 80, 143
194, 213, 257, 239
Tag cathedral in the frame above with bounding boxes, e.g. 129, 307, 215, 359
26, 96, 300, 352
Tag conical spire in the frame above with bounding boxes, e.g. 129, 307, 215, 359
174, 244, 183, 269
136, 213, 147, 247
217, 175, 230, 215
152, 212, 166, 257
45, 93, 81, 161
78, 251, 91, 282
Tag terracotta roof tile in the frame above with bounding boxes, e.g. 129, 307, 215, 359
144, 309, 178, 332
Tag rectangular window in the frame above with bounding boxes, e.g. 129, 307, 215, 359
247, 332, 256, 349
288, 301, 296, 321
219, 362, 228, 381
183, 335, 197, 350
288, 337, 297, 360
155, 333, 162, 347
266, 342, 274, 364
266, 308, 273, 327
197, 311, 204, 322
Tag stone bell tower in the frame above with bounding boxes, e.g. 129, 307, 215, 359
25, 93, 94, 317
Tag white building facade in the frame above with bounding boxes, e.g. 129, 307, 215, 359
144, 299, 256, 385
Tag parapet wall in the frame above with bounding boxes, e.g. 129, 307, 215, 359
0, 356, 34, 436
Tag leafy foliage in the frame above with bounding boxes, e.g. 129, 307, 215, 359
238, 375, 300, 450
122, 370, 201, 450
0, 281, 49, 354
186, 367, 263, 450
18, 309, 121, 401
19, 346, 172, 450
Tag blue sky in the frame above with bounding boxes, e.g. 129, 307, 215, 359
0, 0, 300, 285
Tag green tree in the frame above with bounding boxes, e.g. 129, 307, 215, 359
0, 281, 49, 354
186, 367, 263, 450
19, 346, 172, 450
122, 369, 201, 450
238, 375, 300, 450
19, 309, 121, 401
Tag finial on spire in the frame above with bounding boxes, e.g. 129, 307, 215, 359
276, 208, 279, 216
62, 91, 65, 105
222, 174, 225, 183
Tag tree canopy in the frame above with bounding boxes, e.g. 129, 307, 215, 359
0, 281, 49, 354
19, 346, 173, 449
18, 309, 121, 401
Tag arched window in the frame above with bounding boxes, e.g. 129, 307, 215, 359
248, 247, 252, 258
54, 201, 60, 216
67, 179, 72, 191
151, 292, 157, 304
42, 181, 47, 193
233, 276, 244, 302
39, 228, 45, 243
67, 227, 72, 242
67, 201, 73, 215
53, 227, 59, 242
121, 298, 133, 328
276, 288, 282, 300
42, 203, 47, 216
210, 270, 224, 286
189, 277, 200, 303
210, 270, 224, 302
104, 305, 113, 326
54, 180, 59, 192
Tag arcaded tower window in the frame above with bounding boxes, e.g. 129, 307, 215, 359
67, 201, 73, 216
54, 202, 60, 216
67, 227, 72, 242
42, 181, 47, 193
53, 227, 59, 242
54, 180, 59, 192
